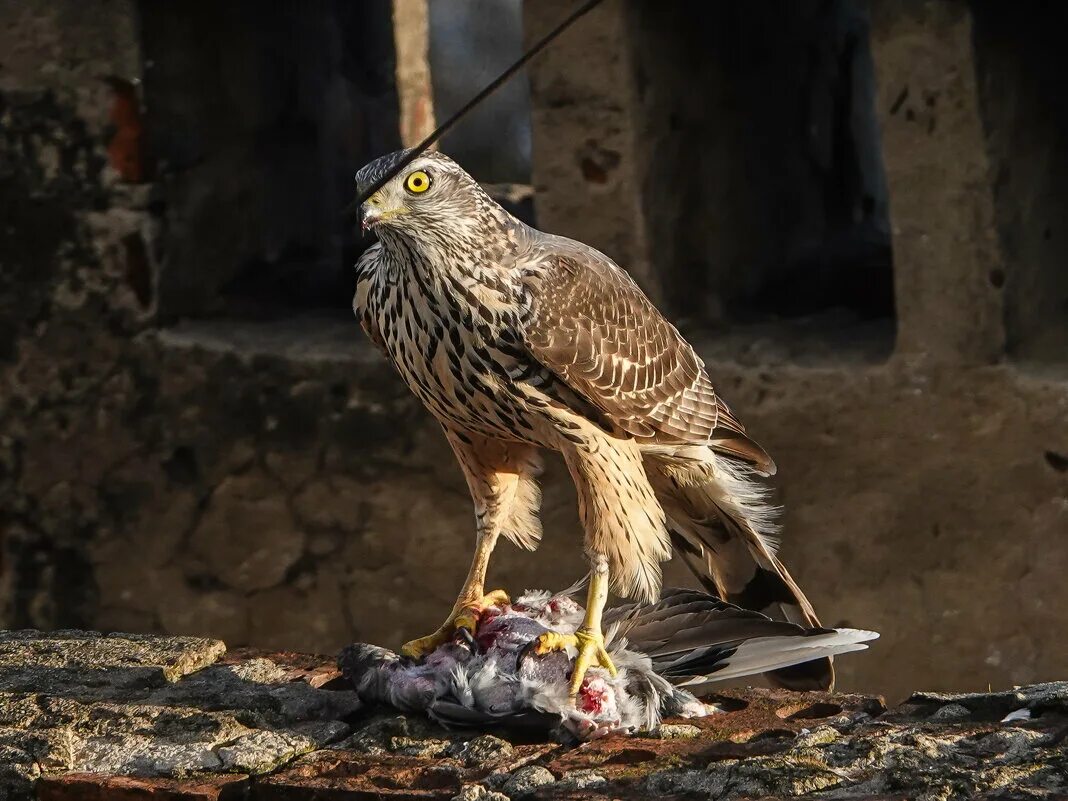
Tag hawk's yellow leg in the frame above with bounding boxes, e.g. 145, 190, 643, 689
400, 528, 508, 659
533, 562, 617, 697
402, 431, 542, 660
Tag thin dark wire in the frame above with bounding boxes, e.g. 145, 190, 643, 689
347, 0, 606, 214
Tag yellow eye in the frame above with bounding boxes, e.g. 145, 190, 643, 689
405, 170, 431, 194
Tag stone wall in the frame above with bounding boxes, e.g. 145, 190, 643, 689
0, 0, 1066, 712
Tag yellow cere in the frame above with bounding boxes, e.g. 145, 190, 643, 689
405, 170, 431, 194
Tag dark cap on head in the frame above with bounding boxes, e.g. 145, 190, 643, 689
354, 149, 415, 200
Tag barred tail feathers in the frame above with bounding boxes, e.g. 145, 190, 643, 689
645, 450, 833, 690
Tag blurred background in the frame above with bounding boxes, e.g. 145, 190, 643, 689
0, 0, 1065, 703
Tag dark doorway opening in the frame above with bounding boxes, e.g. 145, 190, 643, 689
140, 0, 400, 322
971, 0, 1068, 364
629, 0, 895, 361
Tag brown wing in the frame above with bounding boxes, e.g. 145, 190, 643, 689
520, 244, 774, 473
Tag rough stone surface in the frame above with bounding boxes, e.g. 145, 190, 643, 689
448, 735, 515, 768
0, 630, 225, 688
647, 723, 702, 740
553, 770, 607, 791
1, 631, 1067, 800
0, 632, 358, 799
452, 785, 509, 801
501, 766, 556, 798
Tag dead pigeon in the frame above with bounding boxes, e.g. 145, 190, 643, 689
340, 587, 877, 741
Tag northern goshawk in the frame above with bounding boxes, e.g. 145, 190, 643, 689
353, 150, 830, 696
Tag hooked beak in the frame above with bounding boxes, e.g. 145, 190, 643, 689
360, 203, 406, 235
360, 204, 380, 235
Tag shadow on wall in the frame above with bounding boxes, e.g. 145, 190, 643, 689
971, 0, 1068, 364
139, 0, 400, 320
628, 0, 894, 343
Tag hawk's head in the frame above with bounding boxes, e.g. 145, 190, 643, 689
355, 150, 489, 241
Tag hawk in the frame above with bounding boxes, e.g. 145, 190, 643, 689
353, 150, 831, 696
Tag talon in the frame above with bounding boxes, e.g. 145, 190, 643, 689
533, 630, 578, 656
533, 627, 617, 697
456, 626, 476, 648
401, 589, 510, 660
453, 608, 480, 634
400, 629, 450, 659
481, 589, 511, 607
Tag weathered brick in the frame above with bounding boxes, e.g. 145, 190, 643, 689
253, 751, 465, 800
36, 773, 248, 801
